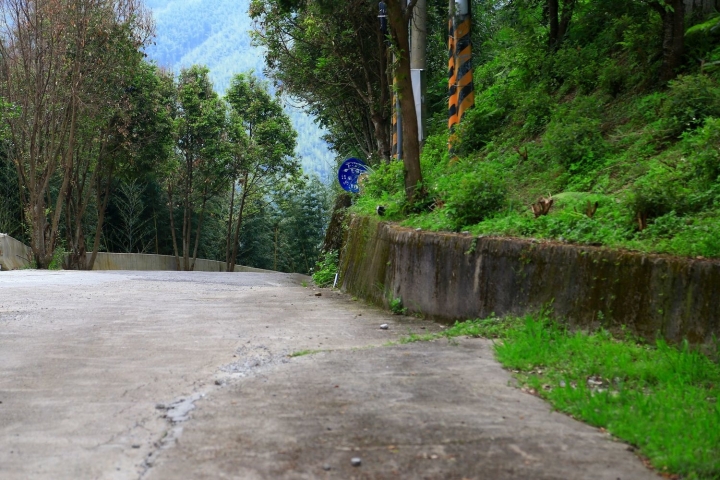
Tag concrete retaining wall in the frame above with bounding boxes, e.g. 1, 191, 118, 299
0, 234, 32, 270
339, 216, 720, 344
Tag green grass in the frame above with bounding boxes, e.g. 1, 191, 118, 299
288, 349, 325, 358
398, 314, 720, 478
396, 315, 524, 344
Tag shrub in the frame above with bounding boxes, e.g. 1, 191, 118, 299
598, 59, 627, 97
515, 85, 554, 136
455, 87, 507, 154
628, 162, 692, 220
684, 117, 720, 183
441, 163, 507, 230
660, 74, 720, 137
361, 160, 404, 198
544, 96, 609, 173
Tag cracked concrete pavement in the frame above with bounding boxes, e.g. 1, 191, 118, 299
0, 270, 657, 479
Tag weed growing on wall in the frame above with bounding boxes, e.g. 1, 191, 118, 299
312, 251, 338, 287
389, 297, 407, 315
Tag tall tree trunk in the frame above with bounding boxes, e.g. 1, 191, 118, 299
548, 0, 575, 50
167, 184, 181, 271
386, 0, 423, 202
548, 0, 560, 49
652, 0, 686, 82
229, 172, 250, 272
88, 168, 113, 271
190, 197, 207, 272
225, 179, 236, 270
182, 171, 191, 271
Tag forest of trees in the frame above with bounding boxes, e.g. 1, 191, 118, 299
4, 0, 719, 272
144, 0, 336, 181
252, 0, 720, 259
0, 0, 330, 273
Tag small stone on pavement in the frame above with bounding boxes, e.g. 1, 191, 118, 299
380, 324, 389, 330
323, 464, 331, 471
351, 457, 362, 467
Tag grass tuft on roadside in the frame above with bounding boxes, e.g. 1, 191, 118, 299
399, 314, 720, 478
288, 349, 325, 358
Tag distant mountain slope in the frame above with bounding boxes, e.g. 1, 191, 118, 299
144, 0, 335, 180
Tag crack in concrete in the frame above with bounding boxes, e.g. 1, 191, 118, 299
139, 392, 205, 479
218, 344, 290, 379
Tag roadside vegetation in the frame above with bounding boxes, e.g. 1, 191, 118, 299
0, 0, 331, 274
349, 2, 720, 259
400, 313, 720, 479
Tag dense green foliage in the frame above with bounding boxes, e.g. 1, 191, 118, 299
144, 0, 334, 180
0, 0, 331, 274
352, 0, 720, 258
249, 0, 392, 162
400, 313, 720, 478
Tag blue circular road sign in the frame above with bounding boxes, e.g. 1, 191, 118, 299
338, 158, 369, 193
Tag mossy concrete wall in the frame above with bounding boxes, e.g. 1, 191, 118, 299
339, 216, 720, 344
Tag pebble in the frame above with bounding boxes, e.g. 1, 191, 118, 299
559, 380, 567, 388
351, 457, 362, 467
380, 324, 389, 330
132, 444, 141, 449
215, 379, 225, 386
323, 464, 332, 471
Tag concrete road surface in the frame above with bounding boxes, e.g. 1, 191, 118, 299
0, 271, 657, 479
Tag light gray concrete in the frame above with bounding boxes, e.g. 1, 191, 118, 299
86, 252, 273, 273
0, 234, 32, 270
0, 271, 657, 479
0, 233, 271, 272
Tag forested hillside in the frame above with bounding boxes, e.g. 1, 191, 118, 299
144, 0, 335, 180
256, 0, 720, 260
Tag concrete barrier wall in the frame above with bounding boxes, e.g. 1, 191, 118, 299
0, 234, 32, 270
0, 234, 272, 273
339, 216, 720, 344
87, 252, 272, 273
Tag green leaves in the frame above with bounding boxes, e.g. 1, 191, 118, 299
226, 73, 298, 179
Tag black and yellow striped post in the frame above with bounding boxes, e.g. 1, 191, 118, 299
448, 0, 474, 160
447, 14, 458, 135
455, 8, 474, 122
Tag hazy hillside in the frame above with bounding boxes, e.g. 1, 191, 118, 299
143, 0, 335, 180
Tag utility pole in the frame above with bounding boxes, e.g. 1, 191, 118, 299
411, 0, 427, 145
448, 0, 474, 159
381, 1, 403, 161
